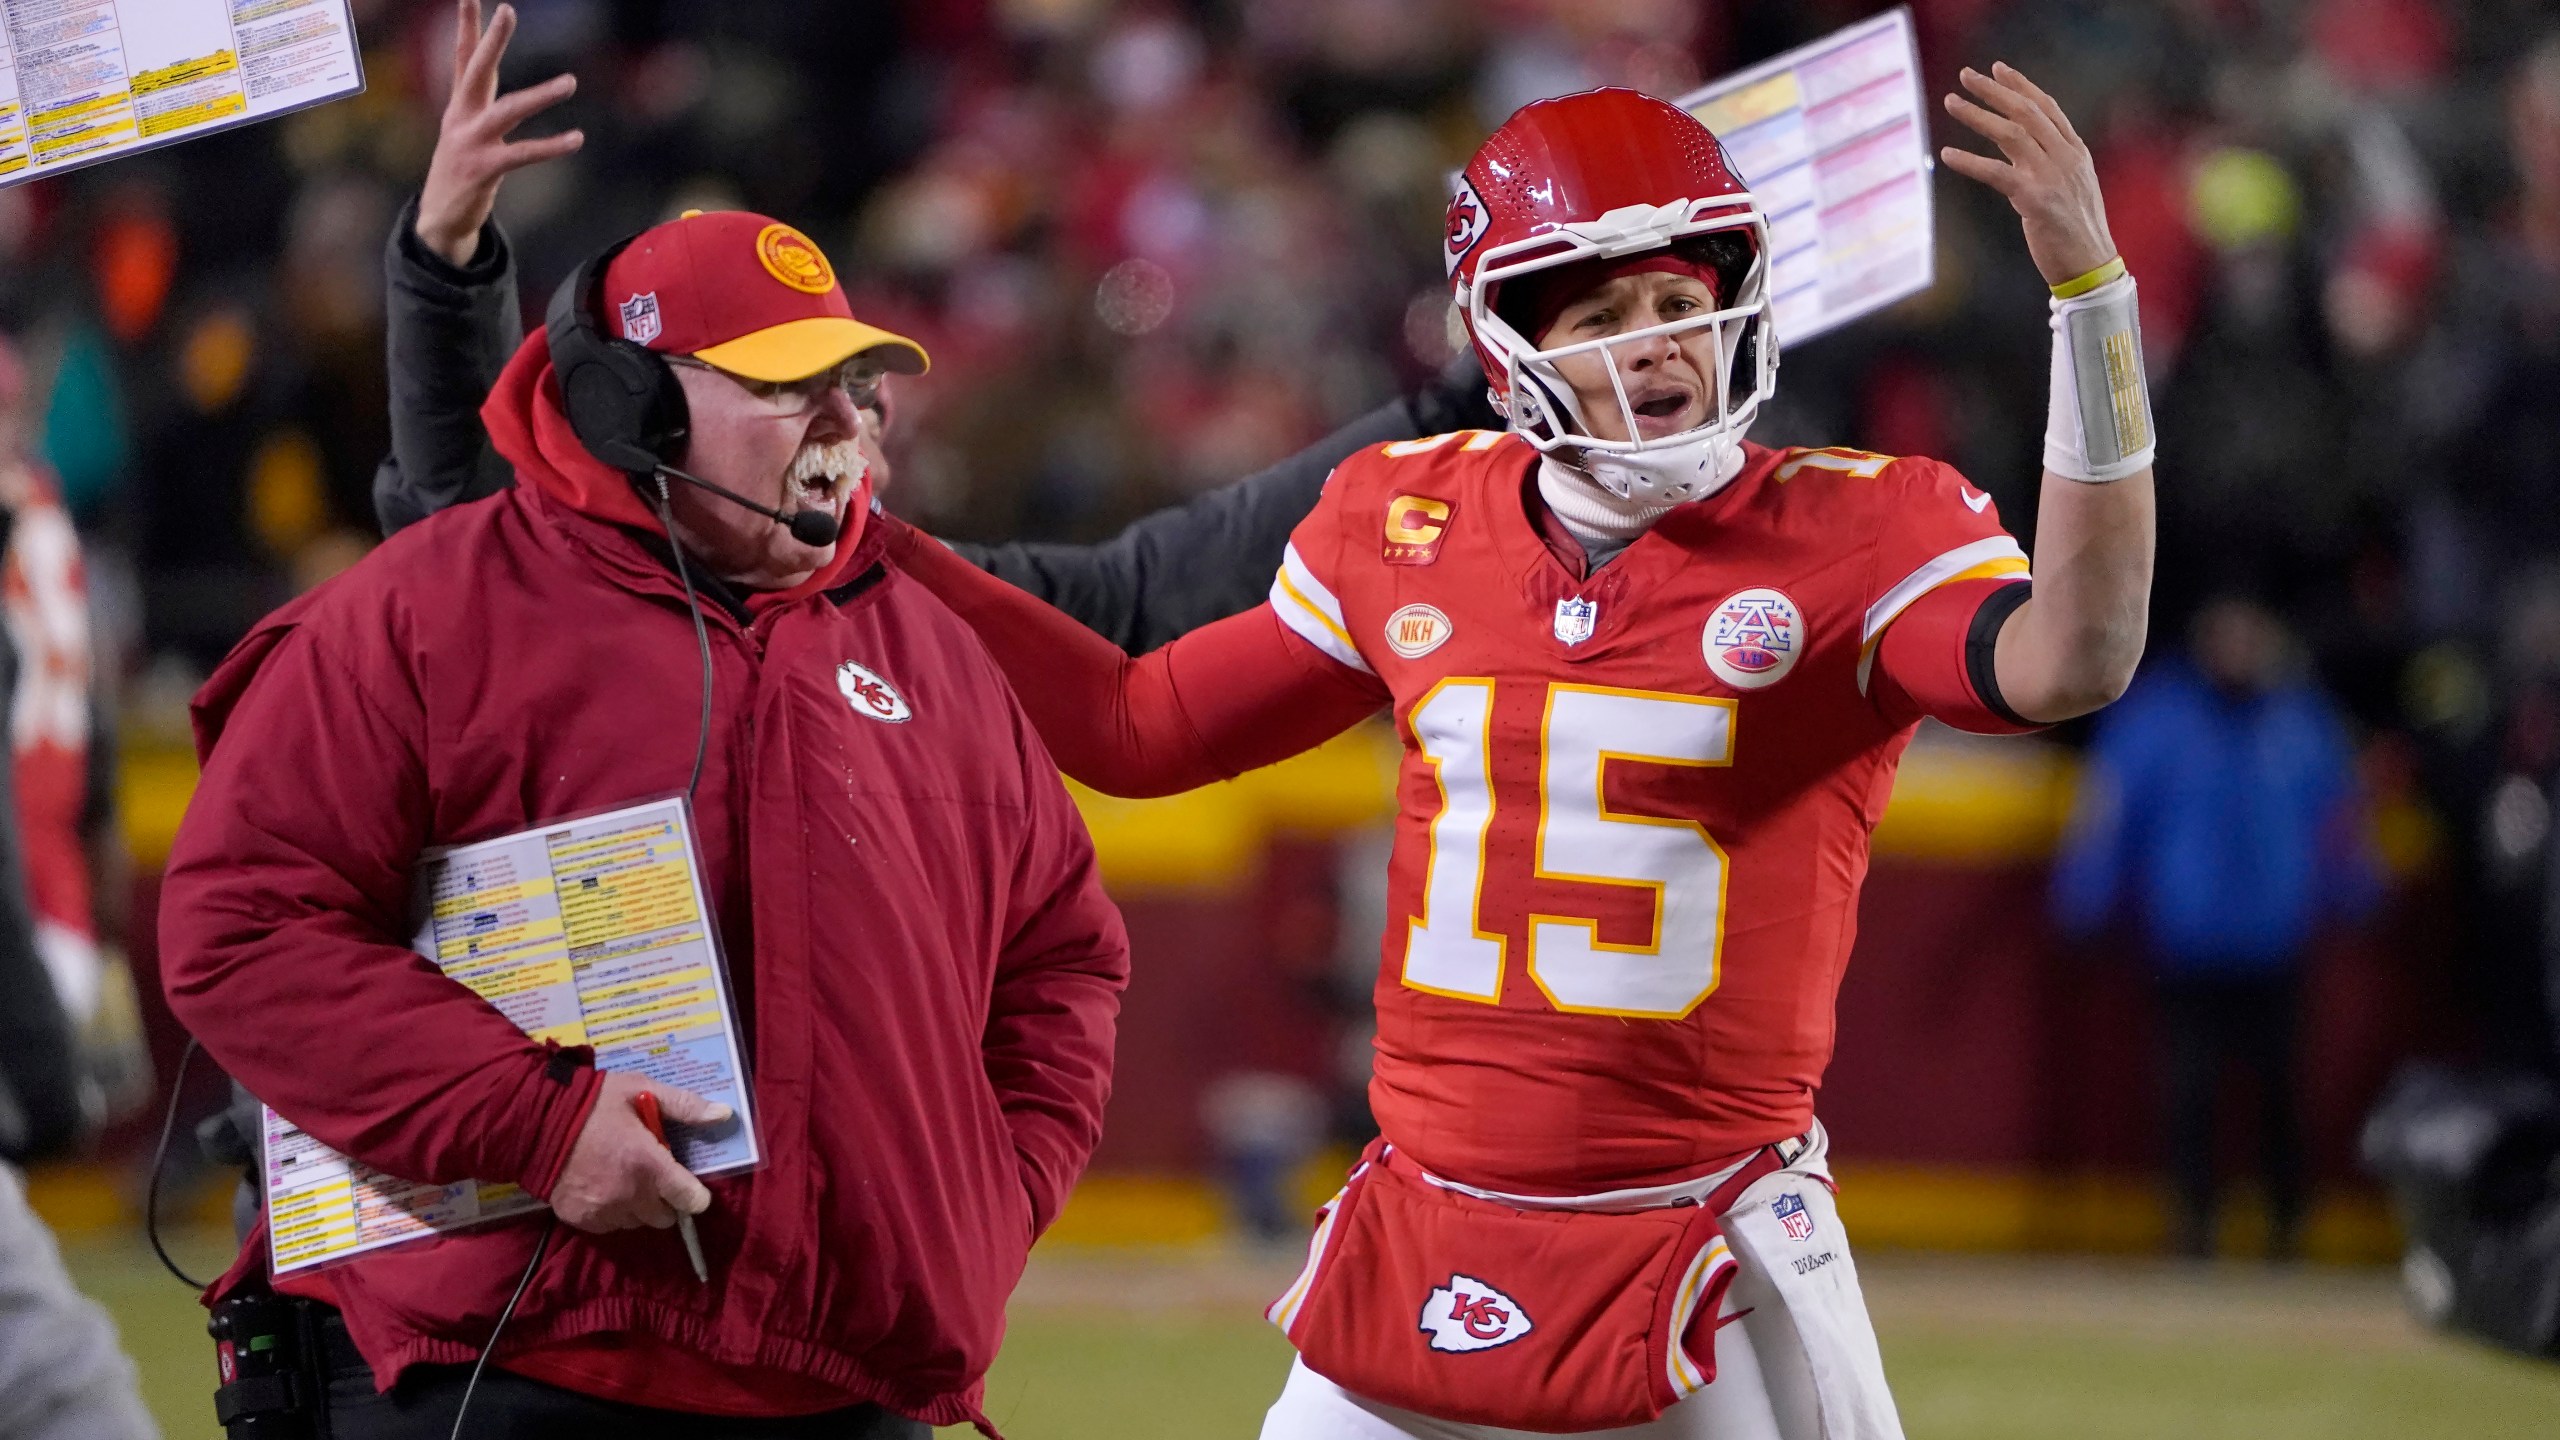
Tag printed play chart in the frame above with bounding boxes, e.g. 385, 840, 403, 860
1682, 6, 1933, 344
263, 798, 757, 1275
0, 0, 362, 185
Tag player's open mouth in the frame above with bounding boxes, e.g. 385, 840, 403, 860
1627, 383, 1700, 436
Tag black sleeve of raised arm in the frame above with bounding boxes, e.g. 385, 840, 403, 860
372, 195, 526, 537
0, 513, 85, 1164
955, 353, 1497, 654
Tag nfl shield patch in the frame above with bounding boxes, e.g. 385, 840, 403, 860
618, 291, 663, 344
1772, 1192, 1816, 1242
1553, 596, 1598, 646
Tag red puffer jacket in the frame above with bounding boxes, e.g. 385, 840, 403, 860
159, 337, 1128, 1433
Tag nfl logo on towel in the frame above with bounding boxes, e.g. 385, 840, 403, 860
1553, 596, 1598, 646
619, 291, 663, 344
1772, 1192, 1816, 1242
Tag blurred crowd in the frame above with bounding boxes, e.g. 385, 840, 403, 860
0, 0, 2553, 1076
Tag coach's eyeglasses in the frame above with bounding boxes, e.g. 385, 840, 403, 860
667, 354, 888, 415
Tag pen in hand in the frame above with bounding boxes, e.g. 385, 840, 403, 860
629, 1090, 710, 1283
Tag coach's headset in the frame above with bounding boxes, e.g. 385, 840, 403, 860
545, 233, 842, 548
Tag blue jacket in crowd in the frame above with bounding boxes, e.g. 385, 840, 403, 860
2052, 658, 2380, 974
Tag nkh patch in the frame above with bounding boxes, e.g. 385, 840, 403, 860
618, 291, 663, 344
1771, 1191, 1816, 1242
1384, 603, 1452, 659
1704, 587, 1802, 690
1553, 596, 1598, 646
835, 661, 911, 723
1420, 1274, 1533, 1352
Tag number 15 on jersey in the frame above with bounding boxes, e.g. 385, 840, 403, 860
1403, 680, 1734, 1021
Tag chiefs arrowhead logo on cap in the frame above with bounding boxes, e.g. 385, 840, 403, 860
756, 222, 836, 295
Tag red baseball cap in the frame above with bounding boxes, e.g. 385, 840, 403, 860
599, 209, 928, 383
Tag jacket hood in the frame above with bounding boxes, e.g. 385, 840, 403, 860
481, 331, 866, 608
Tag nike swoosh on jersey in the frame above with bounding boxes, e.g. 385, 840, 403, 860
1961, 488, 1992, 513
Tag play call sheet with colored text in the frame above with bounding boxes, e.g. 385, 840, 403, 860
1680, 6, 1933, 346
0, 0, 362, 185
262, 798, 759, 1275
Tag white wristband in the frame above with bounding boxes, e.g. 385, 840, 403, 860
2043, 272, 2155, 483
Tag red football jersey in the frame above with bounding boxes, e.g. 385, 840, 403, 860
1270, 431, 2029, 1192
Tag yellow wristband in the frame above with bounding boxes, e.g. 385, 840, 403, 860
2050, 256, 2127, 299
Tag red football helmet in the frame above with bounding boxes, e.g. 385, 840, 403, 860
1447, 88, 1776, 504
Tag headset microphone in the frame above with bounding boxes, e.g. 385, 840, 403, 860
653, 462, 843, 548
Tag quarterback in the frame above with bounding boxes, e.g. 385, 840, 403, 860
891, 69, 2151, 1440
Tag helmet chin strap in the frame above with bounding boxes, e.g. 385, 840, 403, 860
1568, 426, 1749, 506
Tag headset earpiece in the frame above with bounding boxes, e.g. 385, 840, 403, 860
545, 236, 690, 476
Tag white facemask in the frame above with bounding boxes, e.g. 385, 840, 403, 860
1462, 200, 1780, 509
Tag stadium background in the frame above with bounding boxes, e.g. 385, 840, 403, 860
15, 0, 2560, 1433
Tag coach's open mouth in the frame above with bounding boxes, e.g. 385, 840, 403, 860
786, 438, 864, 518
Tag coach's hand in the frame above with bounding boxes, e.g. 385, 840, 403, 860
1938, 62, 2116, 288
416, 0, 584, 268
549, 1072, 727, 1233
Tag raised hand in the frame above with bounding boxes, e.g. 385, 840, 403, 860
1939, 62, 2117, 289
415, 0, 585, 267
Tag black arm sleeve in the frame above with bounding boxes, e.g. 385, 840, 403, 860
372, 195, 525, 537
0, 513, 86, 1163
1964, 580, 2036, 728
955, 354, 1497, 654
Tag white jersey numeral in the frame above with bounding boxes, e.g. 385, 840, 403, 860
1404, 680, 1507, 1001
1398, 681, 1734, 1019
1529, 686, 1733, 1017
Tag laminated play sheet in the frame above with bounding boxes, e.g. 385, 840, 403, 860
1681, 6, 1934, 345
263, 797, 757, 1275
0, 0, 363, 185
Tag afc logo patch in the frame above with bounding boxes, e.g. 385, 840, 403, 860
1383, 493, 1453, 565
1420, 1274, 1533, 1353
1444, 176, 1490, 276
1772, 1192, 1817, 1242
836, 661, 912, 723
1704, 587, 1802, 690
618, 291, 663, 344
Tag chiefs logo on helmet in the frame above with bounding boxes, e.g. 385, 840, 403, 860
1444, 177, 1490, 275
1419, 1274, 1534, 1353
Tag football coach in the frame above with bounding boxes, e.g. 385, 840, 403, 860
159, 210, 1129, 1438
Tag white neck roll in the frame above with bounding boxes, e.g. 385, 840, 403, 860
1537, 455, 1680, 557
